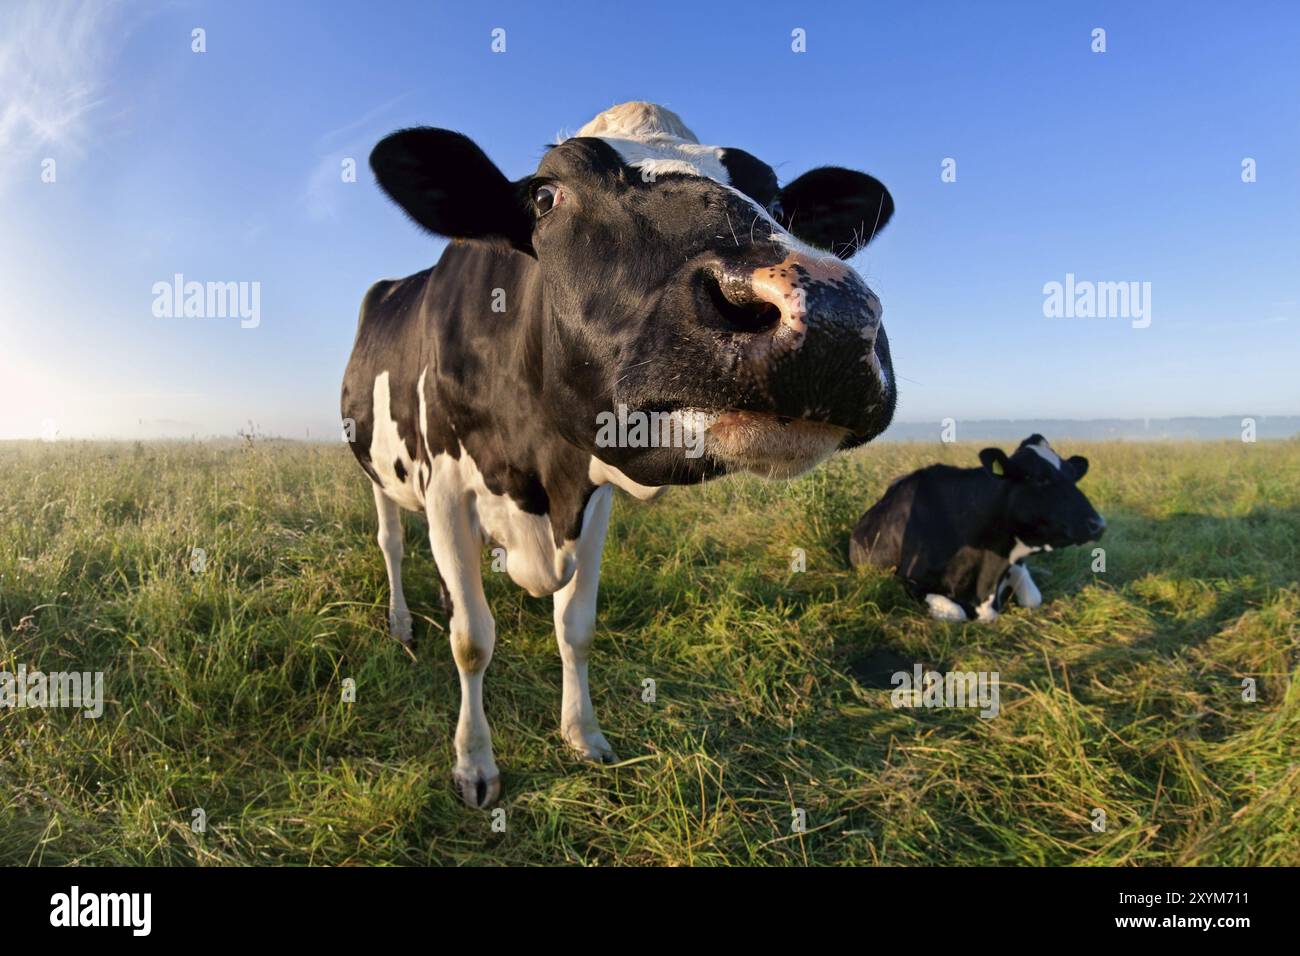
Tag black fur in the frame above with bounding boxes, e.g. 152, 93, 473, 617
779, 166, 894, 259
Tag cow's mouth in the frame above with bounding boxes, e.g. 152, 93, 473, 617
697, 409, 849, 479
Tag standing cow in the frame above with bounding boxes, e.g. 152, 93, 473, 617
342, 102, 896, 806
849, 435, 1105, 622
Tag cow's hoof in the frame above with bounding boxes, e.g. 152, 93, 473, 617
389, 611, 414, 646
565, 727, 618, 764
452, 767, 501, 809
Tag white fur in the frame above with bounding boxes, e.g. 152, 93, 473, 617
975, 591, 1000, 623
572, 102, 834, 264
1009, 537, 1042, 563
416, 367, 432, 493
573, 102, 725, 178
574, 101, 699, 141
926, 594, 968, 622
369, 414, 645, 803
421, 448, 500, 807
597, 137, 731, 182
588, 456, 665, 501
369, 371, 422, 511
455, 445, 579, 598
372, 483, 412, 643
1025, 438, 1062, 469
1006, 563, 1042, 609
553, 485, 617, 761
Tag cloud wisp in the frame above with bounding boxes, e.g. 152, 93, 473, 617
0, 0, 121, 190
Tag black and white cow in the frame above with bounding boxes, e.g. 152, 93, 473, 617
342, 102, 896, 807
849, 435, 1105, 622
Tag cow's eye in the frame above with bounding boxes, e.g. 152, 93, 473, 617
533, 183, 561, 215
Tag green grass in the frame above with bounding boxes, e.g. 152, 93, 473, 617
1, 438, 1297, 865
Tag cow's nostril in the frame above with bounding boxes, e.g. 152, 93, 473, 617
702, 271, 783, 335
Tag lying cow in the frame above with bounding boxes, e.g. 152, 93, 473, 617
342, 102, 897, 806
849, 436, 1104, 622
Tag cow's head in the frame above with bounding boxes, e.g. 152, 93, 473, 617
979, 435, 1106, 548
371, 102, 896, 484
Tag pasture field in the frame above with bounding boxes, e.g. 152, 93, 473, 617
0, 438, 1297, 866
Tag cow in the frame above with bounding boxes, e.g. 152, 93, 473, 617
342, 102, 897, 807
849, 435, 1105, 622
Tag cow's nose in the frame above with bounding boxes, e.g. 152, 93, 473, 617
701, 261, 786, 337
702, 251, 879, 359
1088, 515, 1107, 539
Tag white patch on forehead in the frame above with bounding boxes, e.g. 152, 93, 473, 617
572, 101, 725, 180
570, 101, 845, 265
1025, 438, 1062, 469
596, 136, 730, 183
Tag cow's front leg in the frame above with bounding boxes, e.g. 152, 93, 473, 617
1007, 562, 1043, 609
553, 485, 617, 763
426, 492, 500, 808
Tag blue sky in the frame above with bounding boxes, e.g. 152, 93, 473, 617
1, 0, 1297, 439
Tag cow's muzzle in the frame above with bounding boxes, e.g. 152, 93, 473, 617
676, 249, 892, 477
694, 249, 888, 431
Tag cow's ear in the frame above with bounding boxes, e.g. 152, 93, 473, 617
778, 167, 894, 259
370, 128, 534, 255
979, 447, 1015, 479
1066, 455, 1089, 481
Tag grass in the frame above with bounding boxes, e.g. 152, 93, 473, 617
0, 437, 1297, 866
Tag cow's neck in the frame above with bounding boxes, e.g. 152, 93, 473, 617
970, 475, 1019, 559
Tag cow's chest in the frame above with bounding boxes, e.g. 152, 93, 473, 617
364, 368, 581, 598
426, 448, 580, 599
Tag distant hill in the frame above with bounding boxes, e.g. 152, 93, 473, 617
880, 416, 1300, 443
